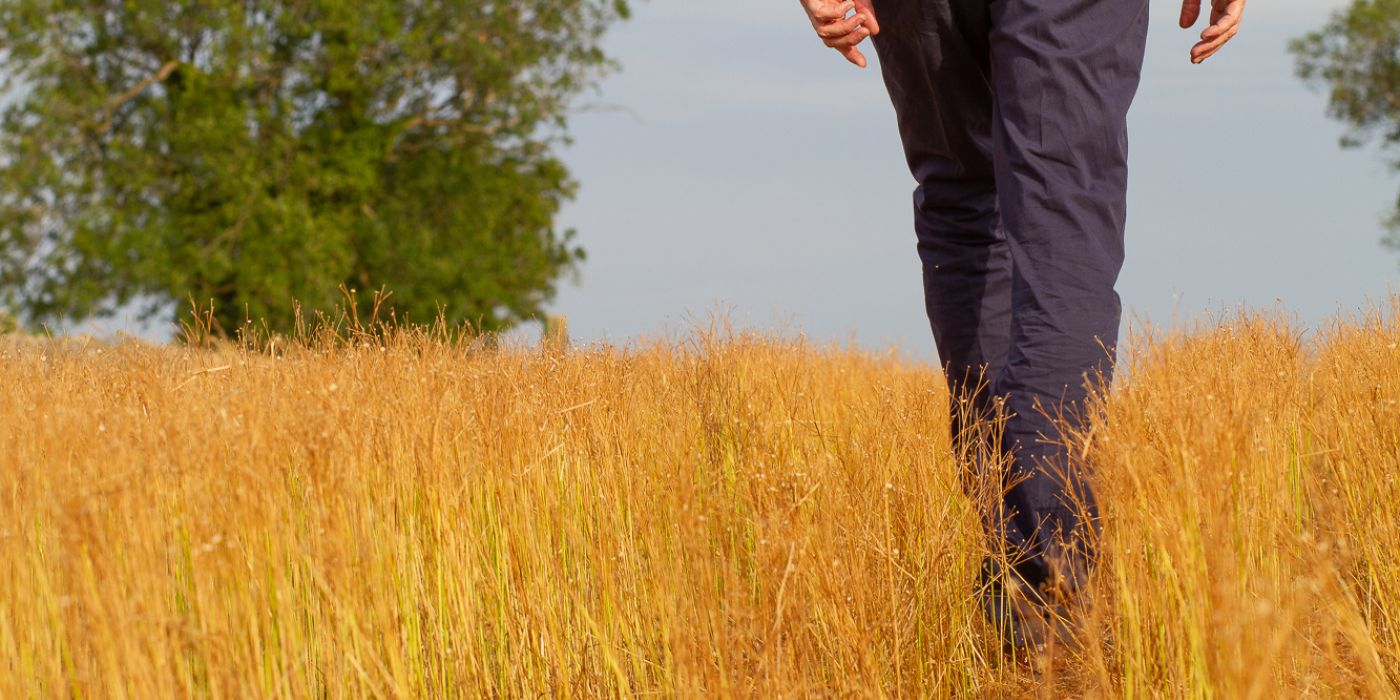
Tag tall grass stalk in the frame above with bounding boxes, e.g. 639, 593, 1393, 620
1, 299, 1398, 697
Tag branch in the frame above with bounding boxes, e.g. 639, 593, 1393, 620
87, 59, 181, 137
401, 114, 522, 136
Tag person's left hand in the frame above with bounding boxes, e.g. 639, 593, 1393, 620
798, 0, 881, 68
1180, 0, 1246, 64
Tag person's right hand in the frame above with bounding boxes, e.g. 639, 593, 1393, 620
799, 0, 881, 68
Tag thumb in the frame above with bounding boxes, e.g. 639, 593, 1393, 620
1179, 0, 1201, 28
854, 0, 881, 35
843, 45, 868, 68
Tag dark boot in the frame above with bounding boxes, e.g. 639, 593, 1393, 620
978, 557, 1079, 653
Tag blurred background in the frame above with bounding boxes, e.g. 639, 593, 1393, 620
1, 0, 1396, 356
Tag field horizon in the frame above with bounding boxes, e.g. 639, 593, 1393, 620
3, 298, 1398, 697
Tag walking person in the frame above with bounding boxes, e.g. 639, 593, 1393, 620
797, 0, 1246, 648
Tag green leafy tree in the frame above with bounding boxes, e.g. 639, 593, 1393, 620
0, 0, 629, 334
1293, 0, 1400, 255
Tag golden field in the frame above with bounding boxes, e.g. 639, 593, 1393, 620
2, 300, 1399, 698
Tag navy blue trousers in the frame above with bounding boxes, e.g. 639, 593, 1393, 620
871, 0, 1149, 589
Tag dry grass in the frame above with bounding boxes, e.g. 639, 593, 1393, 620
1, 298, 1398, 698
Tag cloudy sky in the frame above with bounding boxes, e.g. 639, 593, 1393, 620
547, 0, 1398, 357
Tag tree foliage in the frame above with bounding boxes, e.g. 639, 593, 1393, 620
1293, 0, 1400, 253
0, 0, 630, 334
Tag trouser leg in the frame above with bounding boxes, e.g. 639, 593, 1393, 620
988, 0, 1150, 590
870, 0, 1013, 472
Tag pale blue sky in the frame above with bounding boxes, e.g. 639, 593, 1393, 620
549, 0, 1400, 357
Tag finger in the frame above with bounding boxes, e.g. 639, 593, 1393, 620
1193, 4, 1241, 60
853, 0, 881, 35
807, 0, 855, 22
1190, 26, 1237, 63
1199, 3, 1242, 40
842, 45, 868, 68
824, 26, 871, 49
815, 12, 865, 39
1179, 0, 1201, 28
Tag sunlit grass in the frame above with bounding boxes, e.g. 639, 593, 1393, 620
1, 299, 1397, 697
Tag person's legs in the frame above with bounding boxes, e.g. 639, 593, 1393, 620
870, 0, 1013, 468
987, 0, 1150, 595
871, 0, 1147, 645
